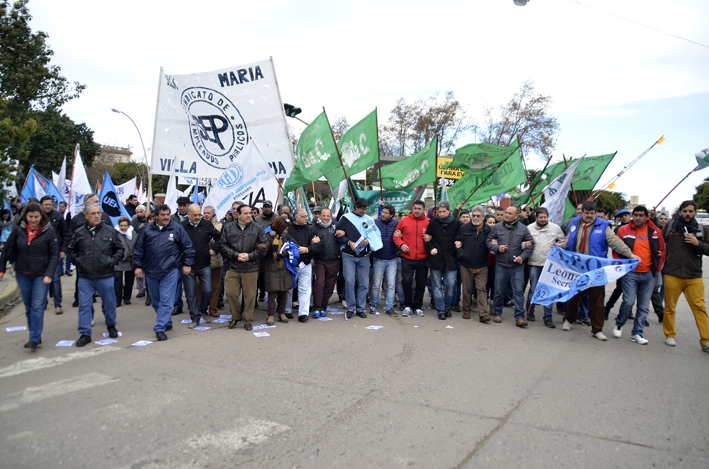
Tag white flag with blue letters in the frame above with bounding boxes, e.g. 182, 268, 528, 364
531, 246, 639, 305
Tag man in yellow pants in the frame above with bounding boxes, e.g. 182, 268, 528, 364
662, 200, 709, 351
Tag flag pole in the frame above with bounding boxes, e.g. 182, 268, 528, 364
323, 107, 357, 202
376, 107, 384, 203
462, 177, 489, 206
654, 166, 698, 209
147, 66, 165, 205
562, 155, 578, 207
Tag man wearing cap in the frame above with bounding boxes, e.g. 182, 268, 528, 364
605, 209, 632, 318
254, 200, 275, 229
311, 206, 322, 224
172, 197, 191, 224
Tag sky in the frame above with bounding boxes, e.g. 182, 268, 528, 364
27, 0, 709, 211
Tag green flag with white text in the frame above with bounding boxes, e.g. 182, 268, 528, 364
448, 148, 527, 209
441, 138, 520, 177
326, 110, 379, 188
380, 136, 438, 191
283, 111, 340, 193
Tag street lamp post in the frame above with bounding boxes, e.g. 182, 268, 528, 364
111, 108, 151, 200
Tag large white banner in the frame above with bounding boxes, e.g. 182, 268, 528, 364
202, 141, 278, 220
151, 59, 294, 180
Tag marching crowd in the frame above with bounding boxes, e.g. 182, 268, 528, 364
1, 192, 708, 354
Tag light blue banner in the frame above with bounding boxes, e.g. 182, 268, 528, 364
531, 246, 639, 305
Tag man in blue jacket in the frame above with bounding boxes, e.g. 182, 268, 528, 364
134, 204, 195, 341
370, 203, 399, 317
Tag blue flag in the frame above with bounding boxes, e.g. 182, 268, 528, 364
21, 167, 65, 206
531, 246, 639, 305
99, 172, 132, 226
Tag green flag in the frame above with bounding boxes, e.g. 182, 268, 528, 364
441, 138, 519, 177
448, 148, 527, 209
326, 110, 379, 188
342, 189, 418, 216
535, 153, 616, 195
283, 111, 340, 193
380, 136, 438, 191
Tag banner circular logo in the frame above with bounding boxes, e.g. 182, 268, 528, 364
181, 87, 248, 169
217, 163, 245, 189
101, 192, 122, 217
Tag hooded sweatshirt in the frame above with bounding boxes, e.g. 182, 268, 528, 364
393, 211, 429, 261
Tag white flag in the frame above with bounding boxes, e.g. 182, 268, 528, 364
115, 177, 137, 203
34, 176, 46, 200
69, 144, 92, 216
164, 157, 178, 214
542, 157, 584, 225
202, 140, 278, 220
52, 157, 67, 199
138, 180, 146, 204
151, 59, 294, 180
329, 179, 348, 217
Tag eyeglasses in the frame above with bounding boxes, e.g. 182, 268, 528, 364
471, 214, 482, 218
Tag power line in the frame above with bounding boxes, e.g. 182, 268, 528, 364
568, 0, 709, 50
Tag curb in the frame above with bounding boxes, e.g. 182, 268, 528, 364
0, 275, 20, 311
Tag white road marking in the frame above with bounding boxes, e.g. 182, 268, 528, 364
0, 346, 120, 379
0, 373, 118, 412
187, 418, 290, 451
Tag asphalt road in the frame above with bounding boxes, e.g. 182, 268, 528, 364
1, 269, 708, 469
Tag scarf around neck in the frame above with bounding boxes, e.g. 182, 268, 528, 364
315, 218, 333, 229
504, 220, 518, 230
671, 216, 699, 234
438, 213, 454, 228
116, 224, 134, 240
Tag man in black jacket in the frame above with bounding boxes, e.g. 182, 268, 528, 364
68, 204, 124, 347
455, 205, 491, 322
289, 208, 320, 322
424, 201, 462, 320
310, 208, 339, 318
219, 204, 267, 330
181, 204, 221, 328
41, 196, 69, 315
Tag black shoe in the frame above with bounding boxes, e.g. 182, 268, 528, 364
258, 295, 265, 302
165, 325, 173, 331
285, 313, 294, 319
124, 299, 131, 305
76, 334, 92, 347
156, 331, 167, 341
445, 310, 452, 318
65, 271, 73, 277
356, 311, 367, 319
658, 314, 664, 324
27, 341, 39, 350
504, 301, 513, 308
298, 315, 308, 323
116, 302, 121, 308
136, 292, 146, 298
107, 325, 118, 339
544, 320, 556, 329
145, 297, 152, 306
72, 300, 79, 308
438, 313, 446, 320
217, 302, 224, 310
527, 312, 536, 322
385, 309, 398, 317
580, 319, 591, 326
429, 301, 435, 309
171, 307, 183, 316
346, 311, 354, 319
450, 303, 461, 312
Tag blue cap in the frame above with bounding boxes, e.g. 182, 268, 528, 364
617, 209, 630, 216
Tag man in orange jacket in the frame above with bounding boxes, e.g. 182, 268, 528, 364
393, 200, 429, 317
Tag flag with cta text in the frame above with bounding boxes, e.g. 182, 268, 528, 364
448, 148, 526, 209
380, 136, 438, 191
283, 111, 340, 194
531, 246, 638, 305
441, 138, 519, 177
326, 109, 379, 189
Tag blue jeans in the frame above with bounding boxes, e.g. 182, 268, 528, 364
617, 270, 656, 336
78, 277, 116, 336
297, 262, 312, 316
342, 254, 369, 312
183, 266, 211, 321
494, 264, 525, 320
174, 274, 184, 309
526, 265, 553, 322
430, 266, 457, 314
16, 273, 50, 343
63, 255, 72, 273
396, 258, 405, 307
578, 291, 590, 320
49, 261, 63, 307
146, 268, 180, 333
371, 258, 397, 311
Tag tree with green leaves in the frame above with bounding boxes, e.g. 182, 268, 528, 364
693, 177, 709, 211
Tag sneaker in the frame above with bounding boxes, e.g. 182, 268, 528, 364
414, 309, 424, 317
612, 325, 623, 338
55, 306, 63, 315
631, 334, 648, 345
320, 311, 326, 318
188, 321, 199, 329
579, 319, 591, 326
385, 309, 397, 317
201, 313, 212, 323
593, 332, 608, 341
702, 344, 709, 353
403, 307, 412, 317
76, 334, 92, 347
107, 325, 118, 338
665, 337, 676, 346
562, 320, 571, 331
544, 320, 556, 329
313, 311, 321, 319
450, 303, 461, 312
342, 300, 347, 308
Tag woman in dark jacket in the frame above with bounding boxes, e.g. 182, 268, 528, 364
0, 203, 60, 350
114, 217, 138, 307
263, 217, 294, 324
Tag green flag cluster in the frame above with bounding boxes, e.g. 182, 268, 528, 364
441, 138, 520, 177
448, 148, 527, 209
380, 136, 438, 191
283, 111, 340, 194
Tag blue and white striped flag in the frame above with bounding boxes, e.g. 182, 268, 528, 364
531, 246, 639, 305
